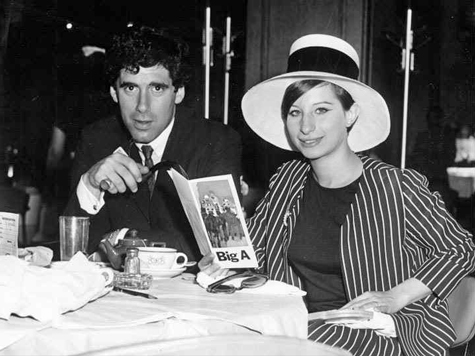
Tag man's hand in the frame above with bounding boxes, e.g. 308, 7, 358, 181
84, 153, 149, 198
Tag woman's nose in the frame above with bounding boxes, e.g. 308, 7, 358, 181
300, 113, 316, 134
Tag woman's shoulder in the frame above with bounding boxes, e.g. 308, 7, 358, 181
360, 154, 398, 172
276, 158, 310, 175
266, 159, 310, 190
360, 154, 428, 187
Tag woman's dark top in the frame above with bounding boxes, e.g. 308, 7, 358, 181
288, 171, 360, 312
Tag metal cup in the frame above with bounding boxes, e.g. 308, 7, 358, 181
59, 216, 90, 261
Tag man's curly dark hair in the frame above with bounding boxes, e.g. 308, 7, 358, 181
105, 26, 191, 90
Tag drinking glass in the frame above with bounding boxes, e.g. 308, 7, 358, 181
59, 216, 90, 261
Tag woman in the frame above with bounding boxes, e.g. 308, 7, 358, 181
199, 34, 475, 356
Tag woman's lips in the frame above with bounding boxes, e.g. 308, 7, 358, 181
299, 137, 323, 147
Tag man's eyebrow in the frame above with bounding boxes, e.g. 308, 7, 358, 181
149, 82, 170, 88
118, 81, 136, 88
118, 81, 171, 89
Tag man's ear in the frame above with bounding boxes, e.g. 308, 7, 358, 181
110, 86, 118, 103
346, 103, 360, 127
175, 86, 185, 104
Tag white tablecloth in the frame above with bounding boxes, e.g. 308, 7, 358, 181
0, 274, 308, 355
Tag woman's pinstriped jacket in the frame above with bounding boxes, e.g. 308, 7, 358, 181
248, 155, 475, 356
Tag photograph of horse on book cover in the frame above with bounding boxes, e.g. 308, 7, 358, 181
196, 180, 248, 249
169, 169, 258, 268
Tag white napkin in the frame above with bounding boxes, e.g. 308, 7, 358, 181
196, 271, 307, 296
0, 252, 113, 322
18, 246, 53, 267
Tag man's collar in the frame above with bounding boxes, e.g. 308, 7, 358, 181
135, 117, 175, 159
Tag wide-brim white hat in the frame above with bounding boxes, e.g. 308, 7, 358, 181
241, 34, 390, 153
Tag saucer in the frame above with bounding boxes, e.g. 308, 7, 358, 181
141, 266, 186, 279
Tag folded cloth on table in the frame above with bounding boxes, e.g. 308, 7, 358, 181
0, 252, 113, 322
196, 271, 307, 296
310, 308, 396, 338
18, 246, 53, 266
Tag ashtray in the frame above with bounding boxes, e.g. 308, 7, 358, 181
114, 272, 153, 290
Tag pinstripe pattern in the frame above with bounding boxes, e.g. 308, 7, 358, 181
248, 156, 475, 356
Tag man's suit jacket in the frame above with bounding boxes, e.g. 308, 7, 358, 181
64, 108, 242, 262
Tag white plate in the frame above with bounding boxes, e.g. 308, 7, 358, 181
141, 267, 187, 279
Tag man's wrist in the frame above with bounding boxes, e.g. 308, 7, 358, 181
77, 174, 105, 214
82, 172, 101, 200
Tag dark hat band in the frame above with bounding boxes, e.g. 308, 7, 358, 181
287, 46, 359, 80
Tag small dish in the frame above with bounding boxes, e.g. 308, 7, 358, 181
141, 266, 187, 279
114, 272, 153, 289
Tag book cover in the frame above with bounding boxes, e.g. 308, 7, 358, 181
168, 168, 258, 269
0, 212, 19, 256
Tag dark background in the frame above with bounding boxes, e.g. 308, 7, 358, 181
0, 0, 474, 223
0, 0, 248, 188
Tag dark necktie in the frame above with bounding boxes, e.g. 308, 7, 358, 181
141, 145, 155, 198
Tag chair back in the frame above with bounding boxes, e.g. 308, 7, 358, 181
448, 276, 475, 347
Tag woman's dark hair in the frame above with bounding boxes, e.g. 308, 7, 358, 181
281, 80, 355, 120
105, 26, 191, 89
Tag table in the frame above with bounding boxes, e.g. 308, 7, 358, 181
82, 334, 352, 356
0, 273, 314, 356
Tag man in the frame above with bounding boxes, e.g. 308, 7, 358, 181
63, 26, 242, 262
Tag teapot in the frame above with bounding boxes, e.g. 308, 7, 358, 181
99, 229, 149, 270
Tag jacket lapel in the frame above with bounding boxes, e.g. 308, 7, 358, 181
339, 158, 406, 300
161, 109, 193, 166
281, 162, 310, 283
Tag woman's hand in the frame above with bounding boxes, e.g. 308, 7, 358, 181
340, 290, 405, 314
198, 252, 230, 279
341, 278, 431, 314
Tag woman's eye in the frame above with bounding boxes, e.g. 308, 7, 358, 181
288, 109, 301, 118
315, 108, 328, 114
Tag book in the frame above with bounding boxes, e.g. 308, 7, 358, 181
0, 212, 20, 257
168, 168, 258, 269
